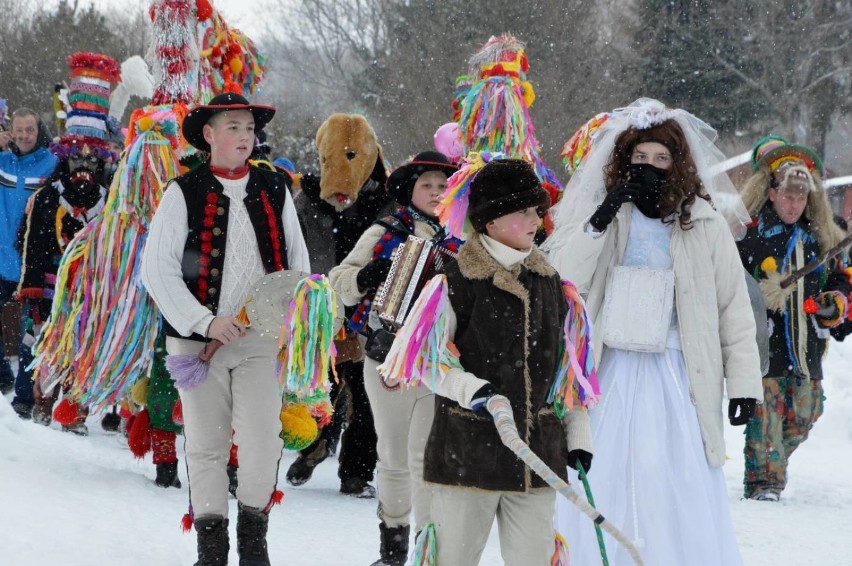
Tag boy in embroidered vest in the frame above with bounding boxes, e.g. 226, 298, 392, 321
389, 158, 593, 566
142, 93, 310, 566
329, 151, 461, 565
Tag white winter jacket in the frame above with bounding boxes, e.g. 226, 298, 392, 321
546, 199, 762, 467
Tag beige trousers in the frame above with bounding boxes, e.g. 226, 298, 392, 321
432, 485, 556, 566
363, 355, 435, 531
168, 331, 283, 519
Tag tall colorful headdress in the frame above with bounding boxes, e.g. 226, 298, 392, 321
53, 52, 121, 161
561, 112, 610, 175
450, 34, 562, 233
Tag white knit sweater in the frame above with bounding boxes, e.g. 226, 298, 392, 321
141, 173, 310, 337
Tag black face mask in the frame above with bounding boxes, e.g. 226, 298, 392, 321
626, 163, 668, 219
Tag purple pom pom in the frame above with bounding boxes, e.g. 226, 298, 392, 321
165, 354, 210, 390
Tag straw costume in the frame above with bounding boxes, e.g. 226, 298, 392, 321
16, 52, 121, 432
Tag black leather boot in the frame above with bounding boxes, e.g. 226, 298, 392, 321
194, 516, 229, 566
155, 461, 182, 488
370, 522, 409, 566
236, 503, 270, 566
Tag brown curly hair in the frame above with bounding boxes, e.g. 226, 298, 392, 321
603, 118, 710, 230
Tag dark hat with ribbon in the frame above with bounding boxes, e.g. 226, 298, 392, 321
182, 92, 275, 152
386, 151, 459, 206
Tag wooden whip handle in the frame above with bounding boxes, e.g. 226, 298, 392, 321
199, 339, 224, 362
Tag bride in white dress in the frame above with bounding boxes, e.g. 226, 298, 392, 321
544, 99, 762, 566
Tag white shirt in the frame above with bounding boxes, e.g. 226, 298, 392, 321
141, 172, 310, 337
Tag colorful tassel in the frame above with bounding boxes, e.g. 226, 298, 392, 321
436, 151, 500, 239
410, 523, 437, 566
150, 0, 195, 105
236, 299, 252, 326
30, 104, 183, 413
562, 112, 610, 175
262, 489, 285, 513
378, 275, 462, 391
551, 533, 570, 566
128, 408, 152, 459
194, 5, 266, 103
53, 398, 82, 426
278, 274, 337, 398
165, 353, 211, 390
180, 512, 193, 533
453, 34, 562, 201
547, 281, 600, 417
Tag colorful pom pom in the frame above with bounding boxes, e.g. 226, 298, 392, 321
279, 403, 319, 451
53, 398, 82, 426
180, 512, 193, 533
127, 408, 152, 459
130, 376, 150, 406
761, 257, 778, 273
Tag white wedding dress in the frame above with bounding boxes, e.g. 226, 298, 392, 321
555, 210, 743, 566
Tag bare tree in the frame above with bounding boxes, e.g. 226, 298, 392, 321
0, 0, 146, 128
636, 0, 852, 158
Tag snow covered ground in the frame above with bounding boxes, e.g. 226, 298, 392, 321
2, 341, 851, 565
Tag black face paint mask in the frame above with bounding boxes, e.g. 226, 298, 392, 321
626, 163, 668, 219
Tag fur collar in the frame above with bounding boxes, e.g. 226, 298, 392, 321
457, 232, 555, 281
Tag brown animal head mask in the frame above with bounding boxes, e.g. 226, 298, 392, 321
315, 113, 387, 211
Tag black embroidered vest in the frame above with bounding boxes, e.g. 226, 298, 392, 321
163, 164, 290, 342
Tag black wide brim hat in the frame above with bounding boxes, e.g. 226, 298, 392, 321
468, 158, 551, 231
182, 92, 276, 152
386, 151, 459, 207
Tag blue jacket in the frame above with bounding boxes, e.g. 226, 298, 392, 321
0, 146, 58, 282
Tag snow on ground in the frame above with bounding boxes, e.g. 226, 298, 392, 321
2, 341, 852, 565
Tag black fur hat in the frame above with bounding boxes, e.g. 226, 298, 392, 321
468, 158, 550, 231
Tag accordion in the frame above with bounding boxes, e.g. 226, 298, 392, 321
374, 236, 458, 327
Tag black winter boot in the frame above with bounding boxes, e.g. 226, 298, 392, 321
155, 461, 182, 488
370, 522, 410, 566
236, 503, 270, 566
285, 437, 330, 486
194, 516, 229, 566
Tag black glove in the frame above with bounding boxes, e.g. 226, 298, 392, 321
568, 449, 593, 474
728, 398, 757, 426
626, 163, 667, 219
356, 258, 392, 292
588, 183, 643, 232
470, 383, 499, 416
